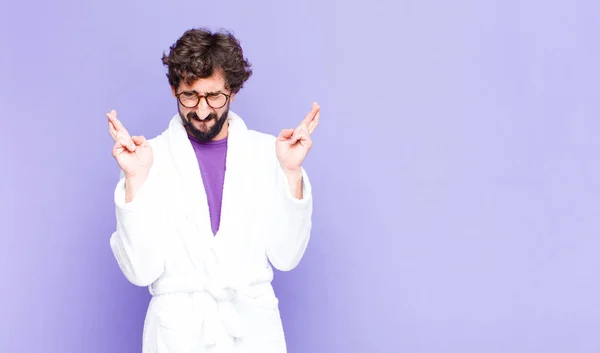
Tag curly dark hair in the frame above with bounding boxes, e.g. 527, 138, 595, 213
161, 28, 252, 94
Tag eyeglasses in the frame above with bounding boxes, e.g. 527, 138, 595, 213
175, 91, 231, 109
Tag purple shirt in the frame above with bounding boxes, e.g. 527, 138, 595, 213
188, 134, 228, 235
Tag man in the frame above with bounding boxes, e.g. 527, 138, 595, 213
106, 28, 319, 353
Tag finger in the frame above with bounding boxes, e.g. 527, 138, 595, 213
108, 120, 118, 141
300, 102, 320, 127
131, 135, 148, 147
112, 138, 128, 157
307, 111, 320, 134
117, 132, 136, 152
277, 128, 295, 141
290, 125, 310, 145
106, 110, 130, 136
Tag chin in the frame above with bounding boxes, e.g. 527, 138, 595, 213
193, 119, 213, 131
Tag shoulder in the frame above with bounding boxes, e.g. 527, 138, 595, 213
139, 126, 172, 172
237, 129, 277, 172
145, 114, 183, 153
229, 111, 277, 154
146, 131, 168, 154
245, 129, 276, 149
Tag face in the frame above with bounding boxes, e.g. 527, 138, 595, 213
172, 72, 235, 142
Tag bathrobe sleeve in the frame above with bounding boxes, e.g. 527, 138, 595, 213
265, 162, 313, 271
109, 150, 166, 286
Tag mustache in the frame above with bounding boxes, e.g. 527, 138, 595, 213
187, 111, 218, 122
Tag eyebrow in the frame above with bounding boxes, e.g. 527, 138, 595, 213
182, 89, 223, 95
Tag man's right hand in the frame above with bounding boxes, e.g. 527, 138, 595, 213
107, 110, 153, 201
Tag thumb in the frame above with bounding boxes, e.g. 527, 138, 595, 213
131, 135, 147, 146
277, 128, 294, 141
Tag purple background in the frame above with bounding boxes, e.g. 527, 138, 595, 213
1, 1, 599, 352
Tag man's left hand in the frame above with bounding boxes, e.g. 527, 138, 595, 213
276, 102, 321, 176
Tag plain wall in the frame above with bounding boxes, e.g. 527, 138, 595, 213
1, 0, 599, 352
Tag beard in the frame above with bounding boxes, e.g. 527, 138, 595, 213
179, 105, 229, 142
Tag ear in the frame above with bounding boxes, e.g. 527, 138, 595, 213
171, 86, 177, 98
229, 93, 236, 102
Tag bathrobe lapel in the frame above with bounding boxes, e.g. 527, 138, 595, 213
165, 112, 248, 271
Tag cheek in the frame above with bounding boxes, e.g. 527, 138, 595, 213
218, 106, 230, 116
179, 106, 194, 116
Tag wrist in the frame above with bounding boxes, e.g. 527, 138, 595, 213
282, 167, 303, 200
125, 172, 149, 203
282, 167, 302, 180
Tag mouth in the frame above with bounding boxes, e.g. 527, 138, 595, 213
192, 114, 212, 122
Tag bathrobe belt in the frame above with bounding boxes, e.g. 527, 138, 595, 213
151, 277, 278, 349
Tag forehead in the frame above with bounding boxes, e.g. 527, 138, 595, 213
178, 72, 226, 93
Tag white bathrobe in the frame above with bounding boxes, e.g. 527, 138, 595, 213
109, 111, 313, 353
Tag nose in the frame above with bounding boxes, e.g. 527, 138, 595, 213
195, 97, 212, 119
